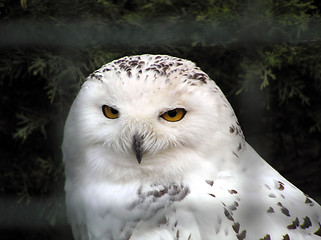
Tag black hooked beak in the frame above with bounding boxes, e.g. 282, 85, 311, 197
133, 134, 144, 164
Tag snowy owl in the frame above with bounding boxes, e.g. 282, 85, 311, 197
62, 54, 321, 240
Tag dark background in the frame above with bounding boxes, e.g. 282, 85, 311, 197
1, 0, 321, 239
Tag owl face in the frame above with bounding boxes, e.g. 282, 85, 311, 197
63, 55, 240, 181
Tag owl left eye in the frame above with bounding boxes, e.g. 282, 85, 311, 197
161, 108, 186, 122
102, 105, 119, 119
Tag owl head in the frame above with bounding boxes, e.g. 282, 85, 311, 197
62, 55, 244, 183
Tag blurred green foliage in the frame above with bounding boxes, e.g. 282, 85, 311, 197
1, 0, 321, 239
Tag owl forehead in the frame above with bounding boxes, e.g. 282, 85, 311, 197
88, 54, 210, 89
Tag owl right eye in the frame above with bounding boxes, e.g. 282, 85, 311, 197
102, 105, 119, 119
161, 108, 186, 122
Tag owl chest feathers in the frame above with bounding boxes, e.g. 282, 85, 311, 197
66, 158, 246, 240
66, 179, 194, 239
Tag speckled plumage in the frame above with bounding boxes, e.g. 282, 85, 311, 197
63, 54, 321, 240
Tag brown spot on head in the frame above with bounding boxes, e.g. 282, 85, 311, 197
264, 184, 271, 190
232, 222, 240, 233
260, 234, 271, 240
278, 181, 285, 190
314, 222, 321, 236
205, 180, 214, 186
229, 204, 237, 211
147, 188, 168, 198
237, 230, 246, 240
305, 196, 314, 206
158, 216, 168, 225
129, 60, 139, 66
89, 73, 103, 81
224, 208, 234, 221
281, 206, 290, 217
268, 193, 276, 198
287, 217, 299, 229
189, 72, 207, 83
300, 216, 312, 229
228, 189, 238, 194
237, 143, 242, 151
232, 152, 239, 158
277, 202, 290, 217
132, 183, 190, 210
208, 193, 216, 198
267, 207, 274, 213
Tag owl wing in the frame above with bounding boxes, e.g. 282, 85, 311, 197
177, 143, 321, 240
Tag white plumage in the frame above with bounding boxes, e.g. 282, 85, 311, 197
62, 54, 321, 240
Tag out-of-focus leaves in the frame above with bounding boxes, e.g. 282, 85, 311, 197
1, 0, 321, 239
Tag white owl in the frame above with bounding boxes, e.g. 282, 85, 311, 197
62, 54, 321, 240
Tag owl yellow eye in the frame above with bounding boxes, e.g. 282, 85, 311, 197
102, 105, 119, 119
161, 108, 186, 122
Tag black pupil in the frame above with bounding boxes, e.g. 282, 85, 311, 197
168, 110, 177, 118
111, 108, 118, 115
